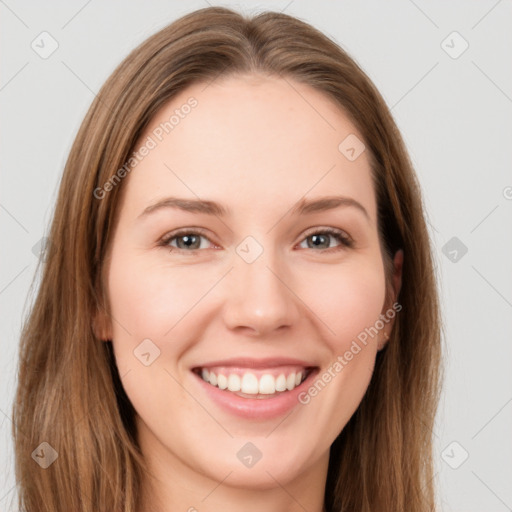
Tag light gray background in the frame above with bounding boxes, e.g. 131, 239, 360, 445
1, 1, 511, 510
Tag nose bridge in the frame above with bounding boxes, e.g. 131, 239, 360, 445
222, 237, 299, 335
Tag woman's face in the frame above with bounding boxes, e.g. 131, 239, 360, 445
99, 74, 402, 496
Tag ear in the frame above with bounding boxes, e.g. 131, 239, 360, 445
92, 304, 113, 342
378, 249, 403, 351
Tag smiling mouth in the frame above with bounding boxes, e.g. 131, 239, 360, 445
192, 366, 316, 398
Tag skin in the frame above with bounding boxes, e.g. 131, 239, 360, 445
95, 73, 403, 512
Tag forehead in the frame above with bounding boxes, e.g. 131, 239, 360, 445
121, 73, 377, 224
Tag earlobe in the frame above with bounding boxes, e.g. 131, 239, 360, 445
378, 249, 404, 351
377, 330, 389, 351
92, 308, 113, 341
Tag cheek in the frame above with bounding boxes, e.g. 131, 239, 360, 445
297, 256, 386, 348
107, 243, 387, 358
105, 252, 209, 421
287, 257, 387, 445
104, 241, 387, 468
107, 252, 215, 341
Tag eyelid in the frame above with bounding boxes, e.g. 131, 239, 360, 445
300, 226, 352, 242
297, 226, 354, 250
159, 225, 354, 252
158, 227, 217, 248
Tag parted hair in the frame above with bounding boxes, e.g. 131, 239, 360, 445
13, 6, 443, 512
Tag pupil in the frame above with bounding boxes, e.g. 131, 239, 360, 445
311, 234, 327, 248
179, 235, 198, 248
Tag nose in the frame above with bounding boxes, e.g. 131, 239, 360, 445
221, 250, 301, 337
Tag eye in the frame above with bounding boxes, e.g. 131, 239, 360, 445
159, 229, 215, 252
159, 227, 353, 253
298, 228, 353, 252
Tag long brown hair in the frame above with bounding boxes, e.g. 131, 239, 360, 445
12, 6, 443, 511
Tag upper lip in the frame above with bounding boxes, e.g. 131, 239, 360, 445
192, 357, 318, 370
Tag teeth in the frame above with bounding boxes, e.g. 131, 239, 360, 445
241, 373, 259, 394
198, 369, 307, 395
275, 374, 287, 392
258, 374, 275, 394
286, 373, 295, 391
227, 374, 241, 392
217, 373, 228, 390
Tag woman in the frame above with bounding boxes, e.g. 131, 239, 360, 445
13, 6, 443, 512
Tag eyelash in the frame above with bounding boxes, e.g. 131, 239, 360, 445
159, 227, 354, 253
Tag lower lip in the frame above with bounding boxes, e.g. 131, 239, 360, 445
191, 369, 318, 420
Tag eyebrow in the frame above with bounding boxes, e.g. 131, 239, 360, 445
138, 195, 370, 222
